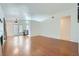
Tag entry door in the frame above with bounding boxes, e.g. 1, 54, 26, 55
60, 16, 71, 40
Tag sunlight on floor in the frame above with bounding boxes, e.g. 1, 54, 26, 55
13, 36, 19, 47
13, 47, 19, 55
12, 35, 31, 55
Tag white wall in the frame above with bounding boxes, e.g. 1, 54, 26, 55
40, 18, 60, 39
0, 6, 4, 18
40, 5, 79, 43
31, 20, 41, 36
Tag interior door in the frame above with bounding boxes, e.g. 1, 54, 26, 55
60, 16, 71, 41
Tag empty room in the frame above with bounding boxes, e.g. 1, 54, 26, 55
0, 3, 79, 56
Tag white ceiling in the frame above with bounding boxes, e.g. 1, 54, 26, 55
26, 3, 76, 15
0, 3, 77, 21
26, 3, 76, 21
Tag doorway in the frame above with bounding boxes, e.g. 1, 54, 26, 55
60, 16, 71, 41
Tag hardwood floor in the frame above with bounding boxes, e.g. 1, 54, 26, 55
2, 35, 78, 56
3, 36, 31, 56
31, 36, 78, 56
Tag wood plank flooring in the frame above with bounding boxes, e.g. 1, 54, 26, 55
2, 35, 79, 56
